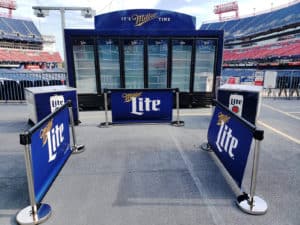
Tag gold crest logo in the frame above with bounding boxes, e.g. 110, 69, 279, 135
217, 112, 230, 126
40, 119, 53, 146
132, 13, 157, 26
122, 92, 142, 103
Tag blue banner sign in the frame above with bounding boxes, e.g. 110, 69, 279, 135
208, 102, 254, 187
94, 9, 196, 32
30, 105, 71, 203
110, 89, 174, 124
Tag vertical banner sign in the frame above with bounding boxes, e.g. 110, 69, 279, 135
110, 89, 173, 123
207, 104, 253, 187
30, 106, 71, 203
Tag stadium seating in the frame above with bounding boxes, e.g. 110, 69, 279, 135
0, 49, 62, 63
200, 2, 300, 40
223, 39, 300, 61
0, 17, 42, 42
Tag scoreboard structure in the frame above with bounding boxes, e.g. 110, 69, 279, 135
65, 9, 224, 109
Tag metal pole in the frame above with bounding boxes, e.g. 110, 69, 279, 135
24, 143, 37, 216
104, 92, 109, 127
68, 105, 76, 147
60, 8, 69, 86
237, 137, 267, 215
176, 91, 180, 125
68, 103, 85, 154
171, 90, 184, 127
249, 139, 260, 205
16, 136, 52, 224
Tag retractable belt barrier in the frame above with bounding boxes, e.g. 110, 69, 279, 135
99, 88, 184, 127
203, 100, 268, 215
16, 101, 85, 225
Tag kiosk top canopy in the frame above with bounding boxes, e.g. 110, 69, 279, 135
94, 9, 196, 32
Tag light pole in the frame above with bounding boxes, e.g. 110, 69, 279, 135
32, 6, 95, 86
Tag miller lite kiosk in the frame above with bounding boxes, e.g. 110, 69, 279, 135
217, 84, 262, 125
25, 85, 79, 124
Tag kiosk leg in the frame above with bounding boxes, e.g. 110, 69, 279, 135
237, 140, 268, 215
68, 105, 85, 154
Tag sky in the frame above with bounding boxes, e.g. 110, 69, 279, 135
7, 0, 296, 60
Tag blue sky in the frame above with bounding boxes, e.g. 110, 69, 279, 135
9, 0, 294, 60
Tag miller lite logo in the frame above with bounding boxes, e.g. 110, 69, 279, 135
40, 119, 64, 163
132, 13, 158, 26
122, 92, 161, 116
216, 113, 238, 159
50, 95, 65, 113
229, 94, 243, 116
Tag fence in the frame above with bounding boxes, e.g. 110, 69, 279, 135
262, 73, 300, 99
222, 69, 300, 99
0, 71, 66, 102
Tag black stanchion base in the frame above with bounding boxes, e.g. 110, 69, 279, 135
74, 120, 82, 126
200, 142, 213, 152
72, 144, 85, 154
98, 122, 113, 128
171, 121, 185, 127
16, 203, 51, 225
236, 194, 268, 215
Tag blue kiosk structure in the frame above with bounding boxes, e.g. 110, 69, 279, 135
65, 9, 223, 109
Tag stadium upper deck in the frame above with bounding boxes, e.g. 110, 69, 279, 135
0, 14, 61, 69
201, 2, 300, 68
200, 2, 300, 41
0, 16, 42, 43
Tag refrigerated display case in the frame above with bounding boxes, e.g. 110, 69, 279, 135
65, 9, 223, 109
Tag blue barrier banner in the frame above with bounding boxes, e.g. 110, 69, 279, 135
208, 103, 253, 187
30, 106, 71, 203
110, 89, 173, 123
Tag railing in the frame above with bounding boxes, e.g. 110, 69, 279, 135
262, 75, 300, 99
0, 71, 66, 102
222, 69, 300, 100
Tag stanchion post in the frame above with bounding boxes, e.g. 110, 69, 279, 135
237, 129, 267, 215
171, 89, 184, 127
249, 139, 260, 205
24, 143, 38, 217
98, 90, 112, 127
200, 98, 215, 152
104, 91, 109, 127
16, 134, 51, 225
68, 100, 85, 154
176, 91, 180, 125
